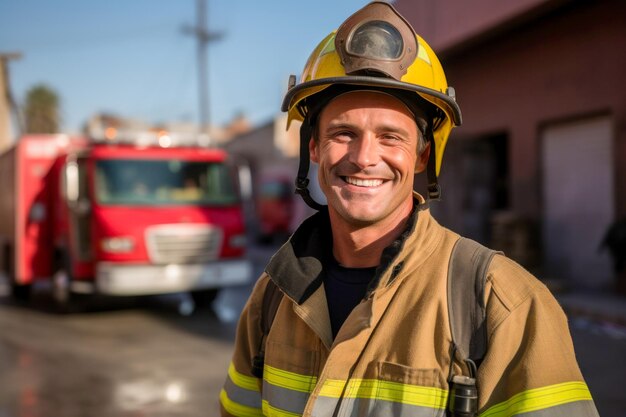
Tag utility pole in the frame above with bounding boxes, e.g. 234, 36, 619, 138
0, 52, 22, 152
183, 0, 223, 144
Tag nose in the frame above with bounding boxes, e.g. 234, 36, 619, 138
349, 133, 379, 168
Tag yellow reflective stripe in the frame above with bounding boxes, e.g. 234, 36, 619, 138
319, 378, 448, 409
264, 365, 448, 410
481, 381, 593, 417
319, 35, 336, 56
372, 380, 448, 408
417, 42, 431, 65
317, 378, 346, 397
228, 362, 260, 392
262, 399, 303, 417
264, 364, 318, 393
220, 389, 263, 417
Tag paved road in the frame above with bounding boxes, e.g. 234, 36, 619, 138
0, 242, 625, 416
569, 318, 626, 417
0, 243, 273, 417
0, 296, 239, 417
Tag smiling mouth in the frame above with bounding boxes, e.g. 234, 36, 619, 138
342, 176, 384, 187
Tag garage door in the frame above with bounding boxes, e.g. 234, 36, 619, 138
542, 115, 614, 289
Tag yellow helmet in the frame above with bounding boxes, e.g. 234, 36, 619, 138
282, 1, 461, 205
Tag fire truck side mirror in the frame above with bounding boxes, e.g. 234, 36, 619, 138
64, 160, 80, 204
63, 156, 92, 216
238, 163, 253, 201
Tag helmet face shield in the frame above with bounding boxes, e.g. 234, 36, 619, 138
336, 1, 417, 80
347, 21, 403, 60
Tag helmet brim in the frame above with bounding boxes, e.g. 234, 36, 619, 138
282, 75, 462, 127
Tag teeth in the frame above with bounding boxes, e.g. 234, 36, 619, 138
345, 177, 383, 187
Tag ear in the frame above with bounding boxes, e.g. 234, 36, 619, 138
309, 138, 319, 163
415, 141, 431, 173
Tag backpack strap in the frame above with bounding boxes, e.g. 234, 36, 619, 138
447, 237, 500, 367
251, 278, 284, 378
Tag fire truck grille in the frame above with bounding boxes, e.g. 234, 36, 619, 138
146, 225, 223, 264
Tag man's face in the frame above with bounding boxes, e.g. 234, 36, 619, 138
310, 90, 429, 228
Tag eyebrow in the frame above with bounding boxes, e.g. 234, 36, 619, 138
324, 122, 413, 138
324, 122, 417, 137
324, 122, 357, 132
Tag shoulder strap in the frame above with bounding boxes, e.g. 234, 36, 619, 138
447, 237, 500, 366
251, 279, 284, 378
261, 279, 284, 336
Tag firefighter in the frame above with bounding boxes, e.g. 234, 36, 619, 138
220, 2, 599, 416
601, 217, 626, 294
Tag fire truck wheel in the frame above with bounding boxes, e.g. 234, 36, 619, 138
52, 269, 70, 305
191, 289, 219, 307
10, 283, 32, 302
3, 245, 31, 302
51, 269, 84, 313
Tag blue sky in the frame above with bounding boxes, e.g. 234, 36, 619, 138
0, 0, 371, 133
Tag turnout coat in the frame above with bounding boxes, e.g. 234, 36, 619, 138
220, 196, 598, 417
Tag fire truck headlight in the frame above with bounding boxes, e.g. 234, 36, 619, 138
229, 234, 247, 249
101, 237, 136, 253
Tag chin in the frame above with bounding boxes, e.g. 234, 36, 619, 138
334, 205, 388, 226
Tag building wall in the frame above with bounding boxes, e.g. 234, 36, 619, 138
395, 0, 558, 52
395, 0, 626, 287
396, 0, 626, 217
0, 59, 17, 153
442, 0, 625, 217
223, 119, 310, 238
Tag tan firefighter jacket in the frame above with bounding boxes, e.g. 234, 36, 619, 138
220, 197, 599, 417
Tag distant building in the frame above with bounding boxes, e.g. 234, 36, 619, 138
0, 53, 22, 153
224, 115, 321, 238
396, 0, 626, 291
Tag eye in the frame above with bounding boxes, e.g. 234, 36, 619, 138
380, 133, 401, 142
331, 130, 355, 142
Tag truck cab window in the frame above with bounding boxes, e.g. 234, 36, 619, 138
95, 159, 238, 206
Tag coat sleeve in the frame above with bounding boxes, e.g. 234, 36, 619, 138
476, 255, 600, 417
220, 274, 270, 417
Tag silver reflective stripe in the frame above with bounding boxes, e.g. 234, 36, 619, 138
262, 379, 311, 415
358, 398, 447, 417
223, 376, 262, 409
514, 400, 599, 417
310, 395, 340, 417
311, 396, 446, 417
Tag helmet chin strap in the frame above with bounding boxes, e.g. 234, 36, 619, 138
295, 118, 327, 211
426, 128, 442, 201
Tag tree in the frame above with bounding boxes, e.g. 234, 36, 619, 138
24, 84, 60, 133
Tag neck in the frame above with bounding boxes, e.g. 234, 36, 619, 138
329, 202, 414, 268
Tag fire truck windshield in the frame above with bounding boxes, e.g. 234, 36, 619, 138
95, 159, 239, 206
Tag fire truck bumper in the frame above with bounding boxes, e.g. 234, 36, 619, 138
95, 259, 253, 296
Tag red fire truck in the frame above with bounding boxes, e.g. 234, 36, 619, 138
256, 172, 295, 244
0, 133, 251, 310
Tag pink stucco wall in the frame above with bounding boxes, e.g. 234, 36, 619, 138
395, 0, 626, 218
395, 0, 558, 52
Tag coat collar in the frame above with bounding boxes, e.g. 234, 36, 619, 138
265, 193, 432, 304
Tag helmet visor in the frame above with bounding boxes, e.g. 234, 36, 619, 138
347, 20, 404, 60
335, 1, 417, 80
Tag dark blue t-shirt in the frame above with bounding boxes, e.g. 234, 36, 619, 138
324, 258, 377, 338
